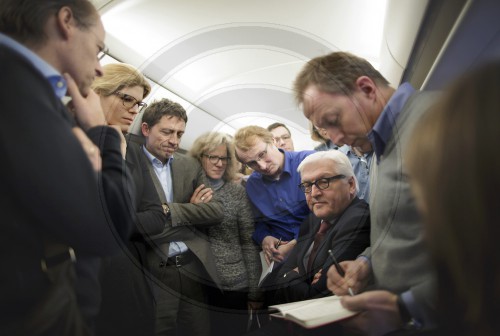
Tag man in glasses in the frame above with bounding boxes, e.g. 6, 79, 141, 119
128, 98, 223, 336
260, 150, 370, 334
267, 122, 295, 152
0, 0, 135, 334
234, 126, 314, 265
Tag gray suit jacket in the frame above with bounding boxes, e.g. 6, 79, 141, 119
126, 140, 223, 287
368, 90, 439, 327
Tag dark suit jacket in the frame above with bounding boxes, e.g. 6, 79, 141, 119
96, 135, 168, 336
269, 197, 370, 305
126, 137, 224, 288
0, 44, 133, 332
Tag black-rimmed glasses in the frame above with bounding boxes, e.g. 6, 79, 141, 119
299, 175, 346, 193
202, 154, 230, 164
244, 143, 269, 169
113, 91, 147, 109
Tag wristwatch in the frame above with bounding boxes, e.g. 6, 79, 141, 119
162, 203, 171, 217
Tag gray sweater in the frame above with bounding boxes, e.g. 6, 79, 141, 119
209, 181, 262, 300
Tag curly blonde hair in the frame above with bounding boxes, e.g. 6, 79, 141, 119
190, 132, 237, 182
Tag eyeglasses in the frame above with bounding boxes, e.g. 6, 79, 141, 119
244, 143, 269, 169
299, 175, 346, 193
113, 91, 147, 109
202, 154, 230, 164
97, 46, 109, 60
273, 134, 291, 142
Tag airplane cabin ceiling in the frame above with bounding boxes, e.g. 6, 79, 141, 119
92, 0, 430, 151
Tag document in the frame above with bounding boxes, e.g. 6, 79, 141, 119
268, 295, 358, 329
258, 251, 274, 287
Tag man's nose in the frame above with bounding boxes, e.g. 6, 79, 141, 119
256, 159, 267, 170
310, 184, 322, 197
330, 130, 344, 146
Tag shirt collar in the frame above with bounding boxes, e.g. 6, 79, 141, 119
281, 149, 294, 176
0, 33, 67, 99
142, 145, 174, 167
367, 82, 415, 162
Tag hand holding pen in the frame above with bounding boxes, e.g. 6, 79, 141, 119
328, 250, 354, 296
274, 237, 282, 249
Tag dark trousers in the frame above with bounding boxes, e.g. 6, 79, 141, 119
147, 250, 210, 336
206, 286, 249, 336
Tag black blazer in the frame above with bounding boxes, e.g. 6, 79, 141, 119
0, 44, 134, 331
270, 197, 370, 305
96, 135, 168, 336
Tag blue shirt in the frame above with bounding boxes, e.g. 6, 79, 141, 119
338, 145, 373, 202
246, 149, 314, 244
142, 147, 187, 256
0, 33, 67, 98
367, 82, 415, 163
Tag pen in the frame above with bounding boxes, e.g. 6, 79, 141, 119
275, 237, 282, 249
328, 249, 354, 296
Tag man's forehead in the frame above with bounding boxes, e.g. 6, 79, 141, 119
301, 161, 336, 179
236, 138, 265, 159
156, 115, 186, 129
271, 127, 289, 136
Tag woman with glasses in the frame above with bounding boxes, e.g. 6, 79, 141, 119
190, 132, 262, 336
91, 63, 166, 336
91, 63, 150, 134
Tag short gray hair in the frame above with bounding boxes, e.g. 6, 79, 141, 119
297, 150, 359, 194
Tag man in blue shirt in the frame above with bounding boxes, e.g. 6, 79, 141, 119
234, 126, 314, 264
294, 51, 439, 334
337, 145, 373, 202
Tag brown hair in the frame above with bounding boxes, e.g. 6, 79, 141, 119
142, 98, 187, 128
294, 51, 389, 105
189, 132, 237, 182
267, 122, 291, 135
406, 61, 500, 336
0, 0, 98, 47
92, 63, 151, 99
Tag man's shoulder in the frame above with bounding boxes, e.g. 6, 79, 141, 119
172, 152, 197, 163
402, 90, 440, 120
1, 44, 53, 100
125, 137, 145, 163
289, 149, 316, 158
286, 150, 316, 167
342, 197, 370, 219
171, 152, 202, 173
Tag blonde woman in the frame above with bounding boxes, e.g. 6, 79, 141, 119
190, 132, 262, 336
92, 63, 151, 134
92, 63, 165, 336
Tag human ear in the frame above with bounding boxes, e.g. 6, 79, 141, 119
141, 122, 150, 137
55, 6, 74, 40
355, 76, 377, 98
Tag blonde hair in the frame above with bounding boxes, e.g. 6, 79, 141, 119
233, 125, 274, 152
92, 63, 151, 98
190, 132, 237, 182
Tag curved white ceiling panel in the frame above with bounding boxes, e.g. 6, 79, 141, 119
94, 0, 410, 151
